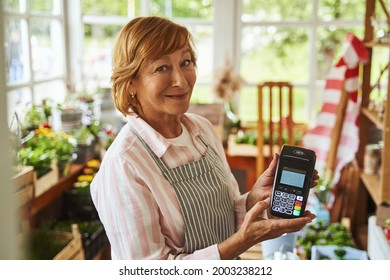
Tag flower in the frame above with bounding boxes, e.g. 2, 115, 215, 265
77, 174, 94, 182
16, 125, 76, 177
213, 58, 245, 102
86, 159, 100, 169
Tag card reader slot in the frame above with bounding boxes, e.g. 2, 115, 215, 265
284, 155, 310, 161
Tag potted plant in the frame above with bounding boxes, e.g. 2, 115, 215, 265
54, 132, 77, 177
17, 126, 57, 178
73, 120, 102, 163
296, 221, 354, 259
22, 104, 47, 135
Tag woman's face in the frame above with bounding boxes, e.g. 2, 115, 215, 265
133, 45, 196, 121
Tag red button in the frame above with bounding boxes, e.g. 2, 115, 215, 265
295, 201, 302, 206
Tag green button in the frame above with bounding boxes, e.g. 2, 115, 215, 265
293, 210, 300, 216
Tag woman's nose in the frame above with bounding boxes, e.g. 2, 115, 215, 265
171, 67, 188, 88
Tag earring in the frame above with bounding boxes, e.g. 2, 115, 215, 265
130, 92, 136, 99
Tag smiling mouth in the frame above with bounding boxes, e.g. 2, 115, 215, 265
166, 92, 188, 99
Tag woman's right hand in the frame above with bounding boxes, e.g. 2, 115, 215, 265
218, 198, 316, 260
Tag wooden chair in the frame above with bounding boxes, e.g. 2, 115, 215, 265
256, 81, 294, 176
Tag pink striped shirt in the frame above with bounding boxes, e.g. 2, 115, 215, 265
90, 113, 248, 260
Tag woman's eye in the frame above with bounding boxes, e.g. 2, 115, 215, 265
155, 65, 169, 72
181, 59, 192, 67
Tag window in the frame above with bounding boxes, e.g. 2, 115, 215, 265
81, 0, 214, 103
3, 0, 67, 125
238, 0, 365, 124
2, 0, 369, 127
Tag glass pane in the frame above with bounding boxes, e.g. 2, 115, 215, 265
187, 25, 213, 83
7, 88, 33, 126
292, 87, 308, 124
242, 0, 312, 21
172, 0, 213, 19
372, 0, 390, 23
82, 0, 129, 16
316, 26, 364, 80
34, 80, 67, 105
3, 0, 25, 13
150, 0, 165, 16
30, 19, 65, 80
4, 19, 30, 84
238, 86, 308, 124
318, 0, 365, 21
30, 0, 53, 14
238, 86, 257, 122
370, 47, 389, 105
311, 83, 326, 119
240, 26, 309, 84
191, 84, 214, 104
83, 24, 123, 87
150, 0, 213, 18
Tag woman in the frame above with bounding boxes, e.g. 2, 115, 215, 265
90, 16, 317, 260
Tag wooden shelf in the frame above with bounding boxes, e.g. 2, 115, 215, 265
364, 40, 390, 48
361, 107, 384, 129
20, 163, 85, 226
347, 0, 390, 257
360, 173, 381, 206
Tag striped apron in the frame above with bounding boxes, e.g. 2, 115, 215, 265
130, 124, 235, 254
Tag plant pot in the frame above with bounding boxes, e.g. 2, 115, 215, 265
222, 102, 240, 148
261, 233, 298, 260
52, 108, 83, 133
57, 161, 71, 177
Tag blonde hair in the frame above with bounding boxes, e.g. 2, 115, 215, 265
111, 16, 197, 116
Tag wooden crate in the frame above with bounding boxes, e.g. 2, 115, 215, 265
21, 223, 85, 260
33, 162, 59, 197
54, 224, 85, 260
11, 166, 34, 207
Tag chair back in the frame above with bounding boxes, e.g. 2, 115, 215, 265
257, 81, 294, 176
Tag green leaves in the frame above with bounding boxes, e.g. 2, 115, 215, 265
297, 221, 354, 259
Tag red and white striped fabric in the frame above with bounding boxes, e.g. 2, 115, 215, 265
302, 33, 368, 184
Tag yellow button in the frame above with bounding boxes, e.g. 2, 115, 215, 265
294, 205, 301, 210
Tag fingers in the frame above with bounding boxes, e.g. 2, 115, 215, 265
264, 153, 279, 177
275, 213, 315, 233
246, 198, 270, 221
302, 210, 317, 221
255, 153, 279, 187
311, 169, 320, 188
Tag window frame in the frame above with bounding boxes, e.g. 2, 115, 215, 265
3, 0, 68, 124
235, 0, 364, 124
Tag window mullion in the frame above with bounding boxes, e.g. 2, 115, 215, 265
308, 0, 319, 124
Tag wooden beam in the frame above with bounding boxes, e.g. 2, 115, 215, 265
325, 85, 349, 173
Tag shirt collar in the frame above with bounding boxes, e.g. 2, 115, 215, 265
127, 113, 202, 158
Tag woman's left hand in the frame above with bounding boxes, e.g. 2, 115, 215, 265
246, 153, 319, 212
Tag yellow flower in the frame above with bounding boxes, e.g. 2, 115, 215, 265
77, 175, 94, 182
86, 159, 100, 169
